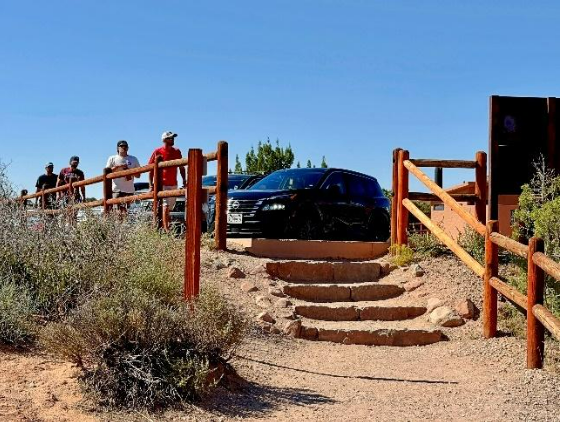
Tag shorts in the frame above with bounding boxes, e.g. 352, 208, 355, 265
112, 192, 134, 209
162, 185, 178, 209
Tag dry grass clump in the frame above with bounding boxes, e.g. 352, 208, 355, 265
0, 202, 247, 409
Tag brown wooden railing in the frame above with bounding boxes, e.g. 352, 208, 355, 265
393, 148, 560, 369
13, 141, 229, 300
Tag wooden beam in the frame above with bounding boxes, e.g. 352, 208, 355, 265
489, 276, 527, 310
215, 141, 228, 251
484, 220, 499, 338
408, 159, 477, 168
409, 192, 477, 202
533, 305, 560, 341
397, 150, 409, 245
404, 159, 486, 236
475, 151, 487, 224
489, 232, 529, 258
185, 149, 203, 300
532, 252, 560, 281
390, 148, 402, 245
527, 237, 545, 369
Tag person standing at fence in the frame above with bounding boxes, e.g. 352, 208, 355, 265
57, 156, 85, 204
148, 131, 186, 231
34, 162, 58, 208
106, 140, 140, 213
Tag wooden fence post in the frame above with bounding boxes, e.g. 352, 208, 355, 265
152, 156, 163, 229
527, 237, 545, 369
397, 149, 409, 245
185, 149, 203, 300
484, 220, 499, 338
40, 188, 46, 210
390, 148, 402, 246
215, 141, 228, 251
103, 167, 112, 214
475, 151, 487, 225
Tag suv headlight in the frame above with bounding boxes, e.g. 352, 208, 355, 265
261, 203, 286, 211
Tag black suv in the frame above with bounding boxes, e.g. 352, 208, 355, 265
225, 168, 390, 241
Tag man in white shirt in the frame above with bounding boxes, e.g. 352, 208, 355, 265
106, 140, 141, 212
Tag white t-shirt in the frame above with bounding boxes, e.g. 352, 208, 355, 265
105, 154, 141, 193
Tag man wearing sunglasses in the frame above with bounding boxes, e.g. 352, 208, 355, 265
106, 140, 141, 212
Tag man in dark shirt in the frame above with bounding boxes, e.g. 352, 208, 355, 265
57, 156, 86, 203
35, 162, 58, 208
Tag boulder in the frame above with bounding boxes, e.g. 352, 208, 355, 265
275, 298, 292, 308
257, 311, 275, 324
258, 321, 273, 332
228, 267, 246, 279
240, 281, 258, 293
255, 295, 271, 308
404, 280, 424, 292
429, 306, 465, 327
268, 287, 285, 298
455, 299, 478, 320
283, 320, 302, 337
426, 297, 444, 313
413, 264, 425, 277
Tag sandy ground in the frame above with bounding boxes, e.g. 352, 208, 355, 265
0, 246, 559, 421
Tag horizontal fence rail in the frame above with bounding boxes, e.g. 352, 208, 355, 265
394, 148, 560, 370
10, 141, 229, 301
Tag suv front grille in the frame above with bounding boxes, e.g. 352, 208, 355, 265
227, 199, 261, 217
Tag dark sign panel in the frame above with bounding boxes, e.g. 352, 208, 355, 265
488, 96, 559, 220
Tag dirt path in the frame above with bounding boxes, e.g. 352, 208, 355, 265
0, 252, 559, 421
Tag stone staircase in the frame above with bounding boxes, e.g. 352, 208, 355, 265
266, 260, 443, 346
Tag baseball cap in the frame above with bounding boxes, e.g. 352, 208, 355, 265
161, 131, 178, 141
45, 162, 54, 167
117, 140, 129, 147
69, 156, 80, 164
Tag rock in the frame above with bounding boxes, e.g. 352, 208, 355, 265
255, 295, 271, 308
455, 299, 478, 320
426, 297, 444, 313
249, 264, 268, 275
404, 280, 424, 292
380, 263, 398, 276
429, 306, 465, 327
258, 321, 273, 332
228, 267, 246, 279
257, 311, 276, 324
212, 260, 228, 270
240, 281, 258, 293
270, 326, 282, 335
283, 320, 302, 337
279, 309, 297, 319
275, 298, 292, 308
413, 264, 425, 277
268, 287, 285, 297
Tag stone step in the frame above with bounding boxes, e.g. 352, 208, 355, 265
266, 260, 381, 283
283, 283, 404, 303
297, 319, 443, 347
294, 303, 426, 321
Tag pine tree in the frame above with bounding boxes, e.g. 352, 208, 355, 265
306, 160, 312, 168
234, 155, 243, 174
320, 156, 328, 168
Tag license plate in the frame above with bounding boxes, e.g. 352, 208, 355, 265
227, 213, 243, 224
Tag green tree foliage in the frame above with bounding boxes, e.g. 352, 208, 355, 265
244, 138, 295, 173
306, 160, 312, 168
320, 156, 328, 168
233, 154, 243, 174
296, 161, 301, 168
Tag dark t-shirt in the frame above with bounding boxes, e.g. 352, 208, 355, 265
35, 173, 58, 206
58, 167, 85, 199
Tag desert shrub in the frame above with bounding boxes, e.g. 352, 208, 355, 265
409, 232, 448, 258
0, 281, 37, 345
388, 244, 415, 267
41, 286, 247, 409
200, 232, 216, 250
457, 226, 485, 265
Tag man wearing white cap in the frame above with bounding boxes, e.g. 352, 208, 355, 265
106, 140, 140, 213
148, 131, 186, 230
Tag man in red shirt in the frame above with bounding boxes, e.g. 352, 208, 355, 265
148, 131, 186, 231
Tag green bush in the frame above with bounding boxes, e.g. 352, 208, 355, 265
388, 244, 415, 267
41, 286, 246, 409
409, 232, 448, 258
457, 227, 485, 266
0, 281, 36, 345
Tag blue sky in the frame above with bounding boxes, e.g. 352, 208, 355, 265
0, 1, 558, 198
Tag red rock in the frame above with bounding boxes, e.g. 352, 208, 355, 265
283, 320, 302, 337
455, 299, 477, 320
404, 280, 424, 292
240, 281, 258, 293
228, 267, 246, 279
257, 312, 275, 324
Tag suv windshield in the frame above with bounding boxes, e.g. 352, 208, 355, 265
250, 170, 325, 191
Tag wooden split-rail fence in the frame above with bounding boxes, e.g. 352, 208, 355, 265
392, 148, 560, 369
15, 141, 229, 301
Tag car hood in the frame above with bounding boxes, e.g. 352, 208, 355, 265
227, 189, 299, 201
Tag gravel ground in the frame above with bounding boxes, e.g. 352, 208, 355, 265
0, 245, 558, 421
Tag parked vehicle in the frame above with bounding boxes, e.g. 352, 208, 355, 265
223, 168, 390, 241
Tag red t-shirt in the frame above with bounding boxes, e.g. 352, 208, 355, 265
149, 146, 183, 187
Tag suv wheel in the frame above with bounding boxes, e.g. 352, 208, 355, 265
291, 208, 323, 240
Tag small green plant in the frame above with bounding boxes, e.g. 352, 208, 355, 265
409, 232, 448, 258
0, 281, 37, 345
457, 226, 485, 266
200, 232, 216, 250
388, 244, 415, 267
